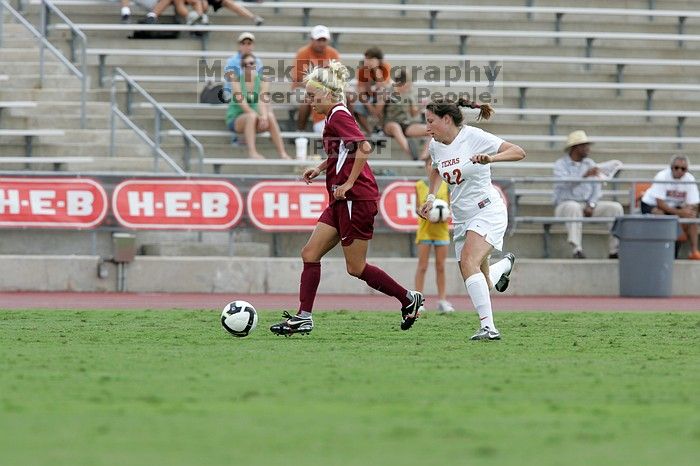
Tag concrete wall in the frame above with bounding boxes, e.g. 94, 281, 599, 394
0, 255, 697, 296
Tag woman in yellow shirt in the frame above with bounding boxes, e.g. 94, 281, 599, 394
415, 158, 454, 312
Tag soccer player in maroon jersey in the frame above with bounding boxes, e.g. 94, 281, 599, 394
270, 61, 424, 336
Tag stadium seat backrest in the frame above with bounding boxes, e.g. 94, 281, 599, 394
634, 182, 652, 211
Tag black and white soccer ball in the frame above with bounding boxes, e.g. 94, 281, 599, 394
221, 300, 258, 337
428, 199, 451, 223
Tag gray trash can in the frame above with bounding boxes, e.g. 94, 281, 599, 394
611, 215, 678, 297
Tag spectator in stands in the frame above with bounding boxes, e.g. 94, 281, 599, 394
291, 25, 341, 133
353, 47, 392, 135
640, 155, 700, 260
145, 0, 208, 24
224, 32, 263, 101
204, 0, 264, 25
415, 158, 454, 313
226, 52, 291, 159
553, 130, 624, 259
374, 69, 429, 160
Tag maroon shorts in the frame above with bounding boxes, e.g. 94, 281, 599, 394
318, 200, 378, 246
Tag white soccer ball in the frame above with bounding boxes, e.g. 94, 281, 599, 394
221, 300, 258, 337
428, 199, 451, 223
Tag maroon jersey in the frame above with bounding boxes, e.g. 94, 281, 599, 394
322, 103, 379, 204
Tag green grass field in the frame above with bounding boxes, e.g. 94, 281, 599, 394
1, 310, 698, 466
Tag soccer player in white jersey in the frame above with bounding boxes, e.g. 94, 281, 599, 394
419, 98, 526, 340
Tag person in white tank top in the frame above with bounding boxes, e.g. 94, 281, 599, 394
419, 99, 526, 341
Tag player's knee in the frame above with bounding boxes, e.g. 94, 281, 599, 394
346, 263, 365, 277
300, 245, 318, 262
460, 256, 481, 275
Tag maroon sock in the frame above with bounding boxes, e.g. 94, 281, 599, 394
298, 261, 321, 314
358, 263, 411, 307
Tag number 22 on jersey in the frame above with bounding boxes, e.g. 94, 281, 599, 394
442, 169, 463, 185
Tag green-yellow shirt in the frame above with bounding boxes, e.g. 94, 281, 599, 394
226, 73, 261, 126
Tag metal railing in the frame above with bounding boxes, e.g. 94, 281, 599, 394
110, 67, 203, 175
0, 0, 86, 128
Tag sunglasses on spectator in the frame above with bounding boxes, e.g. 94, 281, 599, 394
672, 165, 688, 172
243, 61, 256, 67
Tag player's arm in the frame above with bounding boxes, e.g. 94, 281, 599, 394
419, 167, 442, 218
333, 140, 371, 199
471, 141, 526, 164
302, 158, 328, 184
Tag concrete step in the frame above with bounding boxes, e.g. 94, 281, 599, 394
140, 241, 270, 257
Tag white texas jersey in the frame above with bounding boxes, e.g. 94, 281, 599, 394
429, 125, 505, 222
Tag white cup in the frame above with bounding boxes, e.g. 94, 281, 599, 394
295, 137, 309, 160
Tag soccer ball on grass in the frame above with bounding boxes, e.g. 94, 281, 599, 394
221, 300, 258, 337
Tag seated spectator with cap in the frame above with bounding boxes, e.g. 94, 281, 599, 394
291, 25, 341, 133
224, 32, 264, 101
640, 154, 700, 260
553, 130, 624, 259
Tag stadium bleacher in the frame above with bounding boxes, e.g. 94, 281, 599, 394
1, 0, 699, 277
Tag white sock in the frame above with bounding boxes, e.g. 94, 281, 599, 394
488, 257, 512, 287
465, 272, 495, 330
298, 311, 312, 319
121, 6, 131, 16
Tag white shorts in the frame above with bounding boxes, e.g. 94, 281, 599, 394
453, 206, 507, 260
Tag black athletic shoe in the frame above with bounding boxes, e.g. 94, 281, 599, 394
270, 311, 313, 336
400, 290, 424, 330
494, 253, 515, 293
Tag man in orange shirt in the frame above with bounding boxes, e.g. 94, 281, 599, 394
354, 47, 392, 134
291, 25, 341, 133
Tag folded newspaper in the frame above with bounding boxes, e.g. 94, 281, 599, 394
594, 159, 623, 180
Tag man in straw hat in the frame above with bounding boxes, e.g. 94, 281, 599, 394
552, 130, 624, 259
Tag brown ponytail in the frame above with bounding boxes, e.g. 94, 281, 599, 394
457, 98, 493, 121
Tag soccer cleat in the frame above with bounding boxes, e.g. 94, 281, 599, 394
437, 300, 455, 313
270, 311, 313, 336
400, 291, 424, 330
469, 326, 501, 341
494, 253, 515, 293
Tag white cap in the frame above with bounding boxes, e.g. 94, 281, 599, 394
237, 32, 255, 43
310, 25, 331, 40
